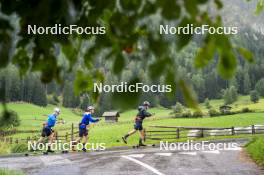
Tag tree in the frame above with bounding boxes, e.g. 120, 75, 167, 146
255, 78, 264, 97
250, 90, 259, 103
191, 74, 205, 102
32, 76, 47, 107
173, 102, 184, 113
204, 98, 212, 109
80, 95, 90, 111
63, 81, 80, 108
243, 72, 251, 94
0, 0, 255, 111
223, 86, 238, 105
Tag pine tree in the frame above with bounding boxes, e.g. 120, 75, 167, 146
255, 78, 264, 97
32, 76, 47, 106
63, 81, 80, 108
243, 72, 251, 94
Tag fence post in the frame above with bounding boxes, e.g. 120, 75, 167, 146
15, 138, 18, 144
55, 131, 58, 140
143, 129, 146, 141
231, 126, 235, 135
71, 123, 74, 141
65, 132, 68, 142
176, 128, 180, 139
201, 129, 204, 137
10, 137, 13, 144
252, 125, 255, 134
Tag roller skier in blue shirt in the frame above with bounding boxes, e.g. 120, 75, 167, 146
36, 107, 61, 152
73, 106, 100, 152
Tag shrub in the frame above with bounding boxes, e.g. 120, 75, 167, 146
241, 107, 251, 113
174, 109, 192, 118
250, 90, 259, 103
47, 94, 60, 105
173, 102, 184, 113
11, 143, 28, 153
0, 110, 20, 129
192, 111, 204, 118
0, 143, 10, 155
47, 95, 57, 105
209, 108, 220, 117
52, 94, 60, 103
181, 110, 192, 118
204, 98, 212, 109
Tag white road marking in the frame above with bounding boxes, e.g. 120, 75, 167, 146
40, 155, 71, 166
202, 150, 220, 154
122, 155, 165, 175
155, 153, 172, 156
127, 154, 145, 158
178, 152, 197, 155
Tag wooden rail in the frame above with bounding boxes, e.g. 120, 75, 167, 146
145, 125, 264, 140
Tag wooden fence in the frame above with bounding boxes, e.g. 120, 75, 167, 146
0, 123, 79, 144
145, 125, 264, 140
1, 123, 264, 144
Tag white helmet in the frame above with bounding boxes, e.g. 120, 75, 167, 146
54, 107, 61, 114
143, 101, 150, 106
87, 106, 95, 111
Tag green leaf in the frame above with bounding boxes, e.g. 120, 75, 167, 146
176, 18, 194, 50
12, 48, 30, 76
149, 57, 170, 80
195, 35, 216, 68
255, 0, 264, 15
184, 0, 198, 18
165, 68, 176, 97
214, 0, 223, 9
74, 70, 94, 95
113, 54, 125, 75
62, 42, 78, 69
217, 51, 237, 79
238, 47, 254, 63
112, 77, 141, 109
179, 80, 199, 110
160, 0, 181, 20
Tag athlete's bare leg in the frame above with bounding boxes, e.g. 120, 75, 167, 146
122, 129, 137, 144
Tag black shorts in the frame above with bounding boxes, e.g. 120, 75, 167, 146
79, 128, 88, 137
134, 122, 143, 131
41, 127, 53, 137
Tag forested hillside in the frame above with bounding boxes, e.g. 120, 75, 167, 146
0, 0, 264, 115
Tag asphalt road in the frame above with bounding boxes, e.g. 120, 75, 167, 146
0, 139, 263, 175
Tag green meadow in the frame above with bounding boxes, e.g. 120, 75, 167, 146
0, 95, 264, 151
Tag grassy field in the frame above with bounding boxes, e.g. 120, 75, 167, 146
201, 95, 264, 113
246, 136, 264, 166
0, 169, 25, 175
0, 96, 264, 153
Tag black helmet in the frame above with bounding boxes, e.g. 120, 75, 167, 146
143, 101, 150, 106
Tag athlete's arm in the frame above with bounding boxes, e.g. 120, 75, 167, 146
143, 110, 152, 117
87, 114, 100, 123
